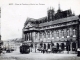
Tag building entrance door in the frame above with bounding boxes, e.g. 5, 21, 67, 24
56, 43, 59, 50
66, 41, 70, 51
61, 43, 65, 51
44, 44, 46, 49
72, 42, 76, 51
48, 43, 50, 49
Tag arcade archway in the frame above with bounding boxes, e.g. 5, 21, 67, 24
61, 43, 65, 50
72, 42, 76, 51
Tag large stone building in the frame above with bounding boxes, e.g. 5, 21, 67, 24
22, 7, 80, 53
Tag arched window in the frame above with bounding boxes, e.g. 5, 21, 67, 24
61, 43, 65, 50
66, 40, 70, 51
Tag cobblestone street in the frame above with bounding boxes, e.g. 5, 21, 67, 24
0, 48, 80, 60
0, 53, 80, 60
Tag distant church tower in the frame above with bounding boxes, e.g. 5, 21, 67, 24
47, 7, 55, 21
57, 4, 62, 13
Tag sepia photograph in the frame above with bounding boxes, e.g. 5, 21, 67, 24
0, 0, 80, 60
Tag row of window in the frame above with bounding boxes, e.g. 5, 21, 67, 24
41, 42, 77, 51
37, 28, 76, 38
24, 28, 76, 40
40, 21, 76, 30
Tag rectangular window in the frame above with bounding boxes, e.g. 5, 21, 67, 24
67, 29, 70, 36
61, 29, 64, 38
73, 29, 76, 37
39, 32, 42, 38
44, 32, 46, 38
73, 29, 76, 35
48, 31, 50, 38
57, 30, 59, 37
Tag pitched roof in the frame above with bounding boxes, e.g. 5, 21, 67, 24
39, 16, 79, 27
24, 17, 47, 26
24, 15, 79, 28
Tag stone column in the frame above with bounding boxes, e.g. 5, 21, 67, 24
25, 34, 26, 41
41, 32, 42, 41
31, 32, 33, 41
37, 32, 39, 42
70, 42, 72, 51
29, 33, 30, 41
27, 33, 29, 41
33, 32, 36, 42
50, 30, 52, 40
50, 43, 51, 51
46, 43, 48, 50
29, 32, 31, 41
26, 33, 27, 41
54, 30, 56, 39
30, 32, 32, 40
39, 32, 41, 41
45, 30, 47, 41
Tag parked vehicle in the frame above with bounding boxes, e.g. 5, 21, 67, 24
52, 47, 58, 53
19, 42, 30, 54
6, 49, 11, 53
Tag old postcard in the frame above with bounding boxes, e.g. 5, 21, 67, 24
0, 0, 80, 60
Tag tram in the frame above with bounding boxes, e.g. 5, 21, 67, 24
20, 42, 30, 54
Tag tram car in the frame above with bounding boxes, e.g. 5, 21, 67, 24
20, 42, 30, 54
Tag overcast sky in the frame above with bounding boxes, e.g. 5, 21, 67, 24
0, 0, 80, 41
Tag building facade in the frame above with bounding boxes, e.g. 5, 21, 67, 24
22, 7, 80, 53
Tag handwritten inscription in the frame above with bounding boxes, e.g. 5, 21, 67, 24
9, 3, 45, 5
